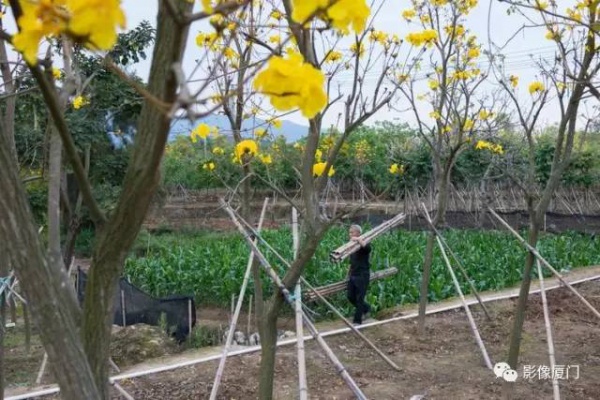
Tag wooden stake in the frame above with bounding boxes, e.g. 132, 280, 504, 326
247, 294, 252, 338
209, 198, 270, 400
121, 289, 126, 327
292, 207, 308, 400
422, 205, 493, 370
188, 299, 193, 339
488, 207, 600, 320
536, 260, 560, 400
35, 352, 48, 384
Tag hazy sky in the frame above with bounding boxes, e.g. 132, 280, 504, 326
90, 2, 567, 128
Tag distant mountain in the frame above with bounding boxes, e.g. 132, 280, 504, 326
169, 114, 309, 143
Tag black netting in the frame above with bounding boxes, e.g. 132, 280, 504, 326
76, 267, 196, 342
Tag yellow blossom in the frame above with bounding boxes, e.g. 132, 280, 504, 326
325, 50, 343, 63
259, 154, 272, 165
202, 161, 216, 171
428, 79, 439, 90
234, 139, 259, 163
402, 9, 416, 20
291, 0, 370, 34
253, 53, 327, 118
463, 119, 474, 130
478, 110, 491, 120
312, 162, 335, 177
191, 123, 211, 142
270, 119, 282, 129
509, 74, 519, 88
212, 147, 225, 155
389, 163, 404, 174
528, 81, 545, 94
254, 128, 268, 139
467, 47, 480, 59
350, 42, 365, 58
72, 95, 89, 109
52, 67, 61, 79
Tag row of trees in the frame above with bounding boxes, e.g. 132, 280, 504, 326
161, 120, 600, 194
1, 0, 600, 399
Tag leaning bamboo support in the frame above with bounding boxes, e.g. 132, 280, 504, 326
537, 260, 560, 400
209, 198, 270, 400
330, 213, 406, 263
113, 382, 135, 400
487, 207, 600, 320
419, 213, 491, 320
228, 206, 401, 372
292, 207, 308, 400
221, 200, 368, 399
422, 206, 493, 370
35, 353, 48, 384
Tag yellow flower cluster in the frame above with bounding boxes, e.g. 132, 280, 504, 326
253, 53, 327, 118
369, 30, 388, 44
13, 0, 126, 65
312, 161, 335, 177
389, 163, 404, 175
528, 81, 545, 94
190, 123, 219, 143
203, 162, 216, 171
72, 95, 89, 109
354, 139, 371, 165
509, 75, 519, 87
475, 140, 504, 154
291, 0, 370, 34
324, 50, 343, 63
350, 42, 365, 58
402, 9, 416, 21
406, 29, 438, 47
234, 139, 259, 164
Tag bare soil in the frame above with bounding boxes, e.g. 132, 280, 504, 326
6, 279, 600, 399
102, 281, 600, 400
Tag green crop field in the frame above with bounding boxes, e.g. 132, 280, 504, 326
124, 227, 600, 319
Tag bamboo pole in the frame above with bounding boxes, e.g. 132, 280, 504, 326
113, 382, 135, 400
330, 213, 406, 263
221, 200, 368, 399
35, 353, 48, 384
422, 205, 493, 370
188, 299, 193, 340
487, 207, 600, 320
209, 198, 270, 400
419, 212, 491, 320
536, 260, 560, 400
228, 205, 401, 372
304, 268, 398, 301
292, 207, 308, 400
247, 294, 252, 338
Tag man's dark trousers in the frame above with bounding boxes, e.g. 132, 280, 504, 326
347, 273, 371, 324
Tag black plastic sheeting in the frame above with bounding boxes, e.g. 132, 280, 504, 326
76, 267, 196, 342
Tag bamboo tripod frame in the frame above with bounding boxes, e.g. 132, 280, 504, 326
421, 205, 493, 370
487, 208, 600, 320
209, 198, 270, 400
226, 204, 401, 372
220, 199, 369, 400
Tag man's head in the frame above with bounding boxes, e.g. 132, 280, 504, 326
349, 224, 362, 238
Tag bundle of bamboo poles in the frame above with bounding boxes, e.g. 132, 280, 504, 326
329, 213, 406, 263
304, 267, 398, 302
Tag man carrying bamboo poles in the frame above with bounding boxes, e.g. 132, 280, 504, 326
347, 224, 372, 325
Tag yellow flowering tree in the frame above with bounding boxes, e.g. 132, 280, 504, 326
188, 1, 408, 396
493, 0, 600, 370
0, 1, 247, 399
397, 0, 507, 332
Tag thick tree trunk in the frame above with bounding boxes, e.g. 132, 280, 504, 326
507, 216, 540, 369
81, 2, 193, 397
418, 165, 450, 333
0, 120, 100, 399
257, 301, 281, 400
418, 232, 435, 334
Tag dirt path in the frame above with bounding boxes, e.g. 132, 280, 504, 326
7, 265, 600, 399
